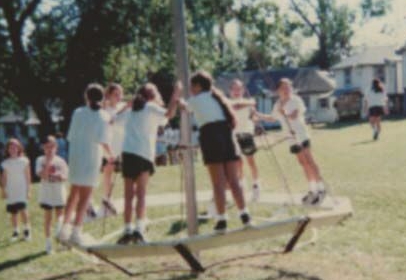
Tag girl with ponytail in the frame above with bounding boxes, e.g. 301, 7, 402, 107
58, 83, 114, 246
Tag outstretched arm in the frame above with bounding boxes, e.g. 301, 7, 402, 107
232, 99, 256, 110
254, 110, 276, 122
165, 81, 182, 119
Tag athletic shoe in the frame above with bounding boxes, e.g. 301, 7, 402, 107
251, 184, 261, 202
117, 232, 133, 245
240, 213, 252, 227
45, 239, 53, 254
69, 232, 84, 247
311, 190, 327, 206
11, 231, 19, 242
373, 131, 379, 140
207, 201, 218, 218
86, 204, 97, 219
132, 230, 146, 244
23, 229, 31, 241
302, 191, 318, 205
213, 220, 227, 234
57, 226, 70, 242
102, 199, 117, 215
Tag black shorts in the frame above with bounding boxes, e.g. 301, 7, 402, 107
290, 140, 311, 154
6, 202, 27, 214
102, 156, 122, 172
369, 106, 384, 117
199, 121, 241, 165
40, 204, 65, 210
122, 152, 154, 179
236, 133, 257, 156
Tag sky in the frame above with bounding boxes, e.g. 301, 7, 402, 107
35, 0, 406, 53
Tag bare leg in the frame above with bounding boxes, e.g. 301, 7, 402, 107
135, 172, 150, 220
44, 210, 52, 238
123, 178, 135, 224
11, 213, 18, 230
63, 186, 80, 224
296, 152, 314, 182
207, 163, 227, 215
302, 148, 322, 182
237, 158, 244, 181
224, 160, 246, 210
102, 163, 114, 200
73, 186, 93, 227
20, 209, 29, 225
376, 117, 382, 133
246, 155, 259, 182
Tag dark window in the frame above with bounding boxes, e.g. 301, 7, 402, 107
319, 98, 329, 108
344, 68, 352, 86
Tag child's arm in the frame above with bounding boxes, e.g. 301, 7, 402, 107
25, 164, 31, 199
232, 99, 256, 110
1, 171, 6, 199
254, 110, 277, 123
286, 109, 299, 120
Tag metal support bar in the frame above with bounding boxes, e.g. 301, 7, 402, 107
174, 244, 205, 273
88, 249, 135, 277
283, 217, 311, 253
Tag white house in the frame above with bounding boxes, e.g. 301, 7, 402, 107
332, 45, 403, 117
396, 42, 406, 94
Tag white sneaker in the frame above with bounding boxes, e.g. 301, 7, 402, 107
69, 232, 84, 247
57, 225, 70, 242
11, 231, 19, 242
45, 239, 53, 254
251, 184, 261, 202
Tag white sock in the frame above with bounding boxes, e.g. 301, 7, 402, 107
317, 181, 325, 192
124, 223, 133, 233
72, 225, 81, 236
216, 213, 227, 221
136, 219, 145, 233
239, 208, 249, 216
24, 224, 31, 231
240, 178, 247, 189
309, 181, 318, 193
253, 179, 260, 187
46, 237, 52, 244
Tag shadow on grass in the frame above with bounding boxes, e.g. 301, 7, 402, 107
40, 268, 101, 280
351, 139, 375, 146
0, 251, 46, 272
312, 120, 364, 130
167, 218, 209, 235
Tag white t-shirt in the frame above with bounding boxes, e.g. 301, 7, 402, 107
364, 90, 388, 108
121, 102, 168, 162
187, 91, 226, 127
67, 106, 111, 187
230, 98, 255, 134
105, 102, 126, 157
271, 94, 309, 144
36, 155, 68, 206
1, 157, 30, 204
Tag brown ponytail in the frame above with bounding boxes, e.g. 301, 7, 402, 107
85, 83, 104, 111
191, 70, 236, 128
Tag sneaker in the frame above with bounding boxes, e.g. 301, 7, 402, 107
11, 231, 19, 242
311, 190, 327, 206
57, 226, 70, 242
251, 184, 261, 202
23, 229, 31, 241
302, 191, 318, 205
207, 201, 218, 218
240, 213, 252, 227
213, 220, 227, 234
132, 230, 146, 244
102, 199, 117, 215
86, 204, 97, 219
69, 232, 84, 247
117, 232, 133, 245
45, 239, 53, 254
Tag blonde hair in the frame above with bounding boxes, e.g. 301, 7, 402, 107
4, 138, 24, 158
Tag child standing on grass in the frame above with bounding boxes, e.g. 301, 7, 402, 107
1, 138, 32, 241
36, 136, 68, 254
58, 83, 114, 246
255, 78, 326, 205
115, 83, 179, 244
181, 71, 251, 233
229, 79, 262, 202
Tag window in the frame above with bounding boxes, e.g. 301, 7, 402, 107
374, 65, 385, 83
319, 98, 329, 109
344, 68, 352, 86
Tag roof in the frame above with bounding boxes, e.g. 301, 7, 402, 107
396, 42, 406, 55
215, 68, 336, 96
0, 112, 23, 123
332, 46, 400, 70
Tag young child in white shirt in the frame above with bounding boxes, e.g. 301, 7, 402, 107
1, 138, 32, 241
255, 78, 326, 205
115, 82, 180, 244
36, 135, 68, 253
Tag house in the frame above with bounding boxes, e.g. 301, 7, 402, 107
332, 45, 403, 117
396, 41, 406, 111
215, 67, 338, 124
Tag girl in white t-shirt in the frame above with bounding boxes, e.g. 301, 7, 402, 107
58, 84, 114, 245
36, 136, 68, 254
255, 78, 325, 205
115, 83, 179, 244
180, 71, 251, 233
229, 79, 261, 202
100, 83, 126, 215
1, 138, 32, 241
363, 78, 389, 140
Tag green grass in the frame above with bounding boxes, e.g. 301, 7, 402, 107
1, 118, 406, 280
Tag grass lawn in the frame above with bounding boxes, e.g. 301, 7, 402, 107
1, 118, 406, 280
